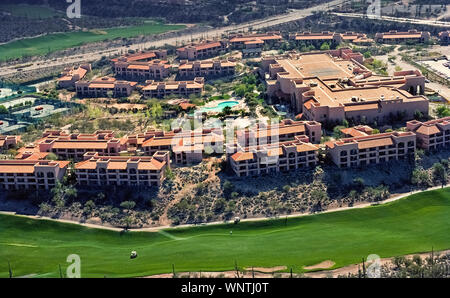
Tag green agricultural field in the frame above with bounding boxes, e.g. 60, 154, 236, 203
0, 21, 186, 62
0, 4, 63, 19
0, 188, 449, 278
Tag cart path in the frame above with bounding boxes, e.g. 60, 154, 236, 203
0, 185, 446, 233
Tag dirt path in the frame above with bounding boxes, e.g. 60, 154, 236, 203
158, 161, 218, 226
158, 184, 194, 226
0, 185, 446, 232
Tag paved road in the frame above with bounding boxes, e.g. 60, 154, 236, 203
0, 0, 347, 77
332, 12, 450, 27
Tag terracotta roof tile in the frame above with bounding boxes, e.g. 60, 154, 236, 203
416, 125, 440, 135
231, 152, 254, 162
357, 137, 393, 149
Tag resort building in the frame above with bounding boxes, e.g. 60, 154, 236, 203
178, 60, 236, 79
127, 130, 168, 149
438, 31, 450, 43
0, 135, 20, 151
289, 31, 373, 44
374, 30, 431, 43
57, 64, 91, 88
229, 31, 282, 48
111, 50, 167, 63
262, 49, 428, 124
242, 40, 264, 57
142, 77, 204, 98
233, 119, 322, 148
75, 77, 137, 98
227, 137, 319, 177
0, 159, 69, 190
34, 130, 127, 160
74, 151, 170, 187
325, 131, 416, 168
114, 59, 171, 81
140, 128, 224, 164
15, 149, 49, 161
177, 40, 227, 60
406, 117, 450, 151
340, 125, 374, 138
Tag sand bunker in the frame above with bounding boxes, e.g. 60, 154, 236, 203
304, 260, 335, 270
244, 266, 287, 273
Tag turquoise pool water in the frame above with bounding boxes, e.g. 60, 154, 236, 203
194, 100, 239, 114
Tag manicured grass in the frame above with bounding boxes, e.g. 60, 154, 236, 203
0, 4, 63, 19
0, 21, 186, 61
0, 188, 449, 278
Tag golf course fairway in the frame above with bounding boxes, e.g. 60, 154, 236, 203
0, 21, 186, 61
0, 187, 449, 278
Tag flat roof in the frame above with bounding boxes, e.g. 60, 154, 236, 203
75, 158, 165, 171
52, 141, 109, 150
275, 53, 355, 80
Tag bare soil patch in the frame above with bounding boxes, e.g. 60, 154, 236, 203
110, 103, 147, 110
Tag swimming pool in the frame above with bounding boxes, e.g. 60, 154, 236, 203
194, 100, 239, 114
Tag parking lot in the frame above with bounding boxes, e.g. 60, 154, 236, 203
420, 59, 450, 80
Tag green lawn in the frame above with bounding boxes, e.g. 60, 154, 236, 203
0, 4, 63, 19
0, 21, 186, 62
0, 188, 449, 278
